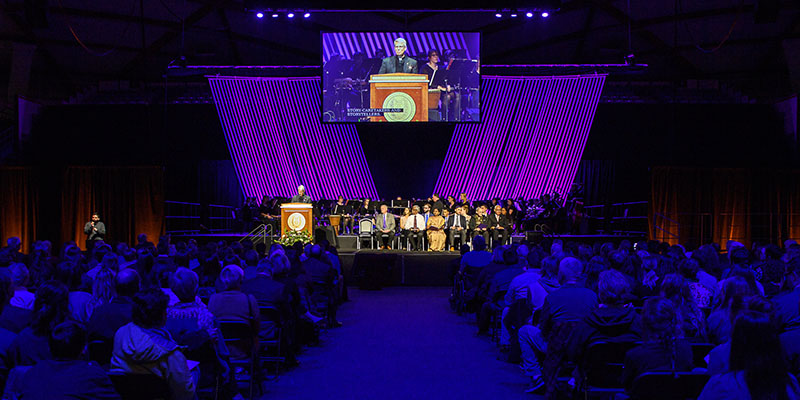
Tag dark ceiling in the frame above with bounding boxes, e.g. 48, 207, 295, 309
1, 0, 799, 103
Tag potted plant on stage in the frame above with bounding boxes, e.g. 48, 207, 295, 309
278, 229, 312, 247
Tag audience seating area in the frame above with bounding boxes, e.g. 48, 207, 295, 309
451, 236, 800, 398
0, 235, 345, 399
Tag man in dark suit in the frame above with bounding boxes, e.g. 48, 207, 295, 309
488, 205, 510, 246
446, 206, 468, 251
378, 38, 418, 74
291, 185, 312, 204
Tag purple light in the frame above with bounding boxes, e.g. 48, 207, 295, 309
287, 12, 295, 18
271, 13, 279, 18
256, 12, 264, 18
495, 12, 502, 18
526, 12, 534, 17
510, 12, 518, 17
541, 12, 550, 18
303, 12, 311, 18
208, 76, 379, 200
434, 75, 606, 200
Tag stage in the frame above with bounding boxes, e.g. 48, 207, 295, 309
170, 232, 645, 287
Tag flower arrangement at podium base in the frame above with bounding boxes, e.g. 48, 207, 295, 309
278, 229, 312, 247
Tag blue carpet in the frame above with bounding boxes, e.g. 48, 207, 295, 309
262, 287, 538, 399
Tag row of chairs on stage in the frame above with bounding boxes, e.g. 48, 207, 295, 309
354, 218, 513, 251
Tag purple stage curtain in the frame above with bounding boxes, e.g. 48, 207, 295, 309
433, 75, 606, 201
650, 167, 800, 250
208, 76, 378, 200
0, 167, 38, 252
61, 166, 165, 250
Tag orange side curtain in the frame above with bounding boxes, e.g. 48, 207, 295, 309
0, 167, 38, 252
61, 166, 165, 249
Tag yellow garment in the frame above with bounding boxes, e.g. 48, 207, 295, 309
427, 215, 446, 251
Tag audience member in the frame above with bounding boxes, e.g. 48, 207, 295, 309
660, 273, 707, 341
111, 289, 196, 400
706, 276, 753, 345
8, 280, 70, 367
87, 268, 140, 344
621, 297, 694, 390
8, 264, 34, 311
208, 265, 260, 334
15, 321, 120, 399
699, 310, 800, 400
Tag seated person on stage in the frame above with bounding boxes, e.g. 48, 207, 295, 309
404, 205, 426, 251
488, 205, 510, 246
470, 205, 490, 242
398, 207, 411, 248
333, 196, 354, 234
378, 38, 418, 74
447, 206, 468, 251
375, 204, 397, 250
357, 198, 374, 219
291, 185, 311, 204
426, 208, 446, 252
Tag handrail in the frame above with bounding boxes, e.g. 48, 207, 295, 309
238, 224, 273, 244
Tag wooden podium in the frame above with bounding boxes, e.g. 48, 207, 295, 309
280, 203, 314, 240
369, 73, 429, 122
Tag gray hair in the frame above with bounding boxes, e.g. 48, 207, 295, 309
298, 185, 305, 192
394, 38, 407, 47
170, 267, 199, 303
412, 205, 420, 212
220, 264, 244, 291
269, 253, 291, 277
558, 257, 583, 284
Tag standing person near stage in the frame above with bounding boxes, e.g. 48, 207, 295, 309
84, 212, 106, 251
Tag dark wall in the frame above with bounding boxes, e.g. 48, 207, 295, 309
23, 101, 793, 205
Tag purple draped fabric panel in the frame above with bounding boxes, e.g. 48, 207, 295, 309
434, 75, 605, 200
208, 76, 378, 200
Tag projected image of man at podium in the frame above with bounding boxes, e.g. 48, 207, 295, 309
378, 38, 418, 74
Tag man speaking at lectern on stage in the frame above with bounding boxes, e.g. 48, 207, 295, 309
378, 38, 418, 74
291, 185, 312, 204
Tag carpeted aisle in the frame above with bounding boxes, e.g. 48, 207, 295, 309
263, 287, 535, 400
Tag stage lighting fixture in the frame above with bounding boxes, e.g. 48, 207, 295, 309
526, 11, 534, 17
256, 12, 264, 18
495, 11, 502, 18
510, 10, 518, 17
271, 12, 279, 18
287, 12, 295, 18
303, 11, 311, 18
541, 12, 550, 18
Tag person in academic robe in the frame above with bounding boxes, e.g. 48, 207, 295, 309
446, 206, 468, 251
470, 205, 490, 243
